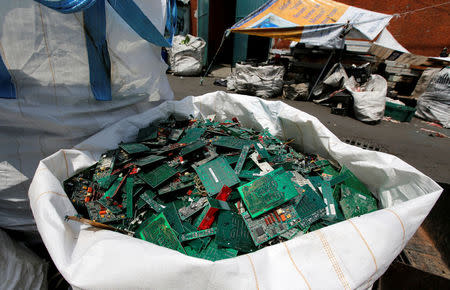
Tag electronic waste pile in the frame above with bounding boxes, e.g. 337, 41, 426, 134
64, 115, 379, 261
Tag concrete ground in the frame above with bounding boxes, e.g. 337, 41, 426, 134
168, 73, 450, 184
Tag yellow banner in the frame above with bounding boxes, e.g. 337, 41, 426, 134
231, 0, 350, 40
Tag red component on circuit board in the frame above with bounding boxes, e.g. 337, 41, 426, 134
197, 185, 231, 230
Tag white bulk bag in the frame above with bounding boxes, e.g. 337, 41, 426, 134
169, 34, 206, 76
415, 67, 450, 128
227, 64, 285, 98
0, 229, 47, 290
345, 75, 387, 122
0, 0, 173, 232
29, 92, 442, 289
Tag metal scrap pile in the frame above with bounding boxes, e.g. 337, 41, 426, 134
64, 115, 379, 261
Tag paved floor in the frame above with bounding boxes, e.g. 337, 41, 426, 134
168, 74, 450, 184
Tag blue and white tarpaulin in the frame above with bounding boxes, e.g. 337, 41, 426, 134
231, 0, 393, 49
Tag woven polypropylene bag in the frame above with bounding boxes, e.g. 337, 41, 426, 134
29, 92, 442, 289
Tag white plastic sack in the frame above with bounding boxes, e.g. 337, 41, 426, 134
411, 68, 440, 99
415, 67, 450, 128
0, 0, 173, 232
30, 92, 442, 289
0, 229, 47, 290
345, 75, 387, 122
227, 64, 285, 98
169, 34, 206, 76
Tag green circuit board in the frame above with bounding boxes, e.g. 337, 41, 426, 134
223, 154, 240, 165
179, 128, 206, 144
86, 201, 126, 223
294, 185, 327, 229
135, 213, 185, 254
339, 166, 372, 197
103, 176, 123, 199
119, 143, 150, 154
163, 202, 185, 235
125, 177, 134, 218
137, 164, 178, 188
319, 181, 343, 222
216, 211, 255, 252
140, 190, 164, 213
279, 227, 302, 240
234, 145, 250, 175
178, 197, 209, 220
96, 174, 118, 190
211, 136, 254, 149
238, 168, 299, 218
93, 150, 116, 182
179, 140, 206, 156
64, 115, 381, 262
168, 128, 184, 142
242, 203, 300, 246
133, 155, 166, 167
179, 227, 217, 242
194, 157, 240, 196
189, 239, 238, 261
136, 125, 158, 141
182, 221, 211, 252
157, 179, 195, 196
339, 184, 378, 219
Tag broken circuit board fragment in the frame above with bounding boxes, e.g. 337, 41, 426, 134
137, 164, 178, 188
242, 202, 300, 246
339, 184, 377, 219
186, 239, 238, 261
86, 201, 127, 223
238, 168, 299, 218
194, 157, 240, 196
179, 128, 206, 144
119, 143, 150, 154
216, 211, 256, 252
135, 212, 185, 254
212, 136, 254, 149
294, 185, 327, 229
179, 227, 217, 242
93, 151, 115, 182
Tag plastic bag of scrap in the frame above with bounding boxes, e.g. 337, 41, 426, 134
0, 1, 173, 235
169, 34, 206, 76
0, 229, 47, 290
312, 63, 348, 98
29, 92, 442, 289
415, 67, 450, 128
282, 83, 309, 100
227, 64, 285, 98
345, 74, 387, 122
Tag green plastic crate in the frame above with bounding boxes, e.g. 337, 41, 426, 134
384, 102, 416, 122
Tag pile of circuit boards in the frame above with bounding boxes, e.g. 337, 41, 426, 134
64, 115, 379, 261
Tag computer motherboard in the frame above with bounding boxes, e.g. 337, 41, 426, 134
64, 115, 379, 261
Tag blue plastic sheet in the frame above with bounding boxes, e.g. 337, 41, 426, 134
0, 53, 16, 99
84, 0, 111, 101
34, 0, 97, 13
165, 0, 177, 45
